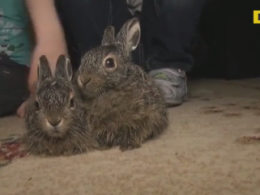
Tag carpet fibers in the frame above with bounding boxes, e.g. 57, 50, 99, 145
0, 79, 260, 195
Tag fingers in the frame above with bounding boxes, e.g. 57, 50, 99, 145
16, 100, 28, 118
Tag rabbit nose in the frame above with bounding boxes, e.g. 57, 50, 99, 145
47, 117, 62, 127
79, 75, 91, 86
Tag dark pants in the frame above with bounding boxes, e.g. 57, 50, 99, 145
56, 0, 206, 72
0, 55, 29, 117
0, 0, 205, 117
142, 0, 206, 72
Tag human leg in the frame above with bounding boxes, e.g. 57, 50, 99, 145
0, 55, 29, 117
56, 0, 133, 68
142, 0, 206, 106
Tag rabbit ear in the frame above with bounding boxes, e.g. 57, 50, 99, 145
101, 26, 116, 45
37, 55, 52, 85
55, 54, 73, 81
116, 18, 141, 54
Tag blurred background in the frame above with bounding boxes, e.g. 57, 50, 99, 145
190, 0, 260, 79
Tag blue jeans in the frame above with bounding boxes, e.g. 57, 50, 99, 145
142, 0, 206, 72
56, 0, 206, 72
0, 54, 29, 117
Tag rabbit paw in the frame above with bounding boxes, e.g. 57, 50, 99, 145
119, 142, 141, 152
97, 139, 113, 150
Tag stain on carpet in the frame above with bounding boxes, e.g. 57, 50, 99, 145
201, 105, 244, 117
0, 134, 26, 168
241, 105, 260, 116
222, 103, 237, 107
235, 136, 260, 145
242, 106, 260, 110
201, 106, 224, 114
223, 113, 242, 117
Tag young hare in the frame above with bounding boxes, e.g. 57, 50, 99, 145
23, 55, 98, 156
76, 18, 169, 151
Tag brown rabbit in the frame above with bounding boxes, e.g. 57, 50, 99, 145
23, 55, 98, 156
76, 18, 169, 151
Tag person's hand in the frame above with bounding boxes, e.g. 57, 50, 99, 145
16, 99, 29, 118
17, 40, 68, 118
17, 0, 68, 118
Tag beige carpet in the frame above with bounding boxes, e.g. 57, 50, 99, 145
0, 79, 260, 195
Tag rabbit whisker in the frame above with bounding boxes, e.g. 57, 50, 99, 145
69, 127, 86, 142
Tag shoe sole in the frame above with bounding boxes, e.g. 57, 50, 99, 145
165, 94, 189, 107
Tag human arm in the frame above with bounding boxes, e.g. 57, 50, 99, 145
17, 0, 68, 118
25, 0, 68, 93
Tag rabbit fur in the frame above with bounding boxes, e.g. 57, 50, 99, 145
75, 18, 169, 151
23, 55, 98, 156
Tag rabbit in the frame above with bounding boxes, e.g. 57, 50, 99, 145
75, 17, 169, 151
23, 54, 99, 156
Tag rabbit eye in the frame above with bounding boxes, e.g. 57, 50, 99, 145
69, 98, 75, 109
105, 58, 115, 68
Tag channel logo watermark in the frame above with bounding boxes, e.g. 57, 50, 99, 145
253, 10, 260, 24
